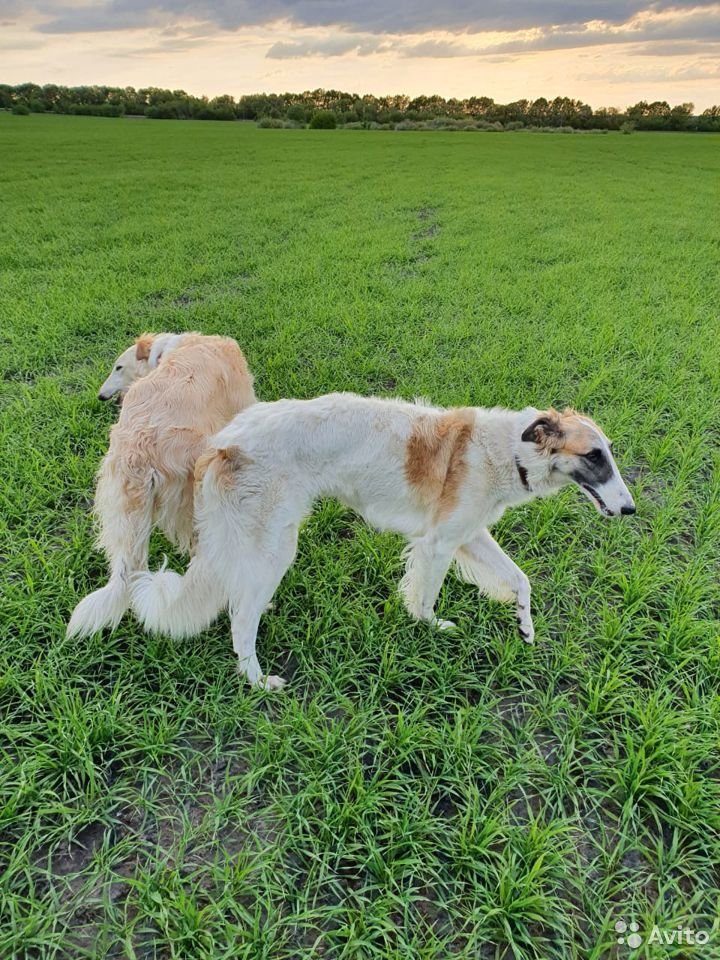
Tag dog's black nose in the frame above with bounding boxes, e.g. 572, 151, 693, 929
621, 504, 636, 515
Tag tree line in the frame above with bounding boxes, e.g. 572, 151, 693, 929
3, 83, 719, 131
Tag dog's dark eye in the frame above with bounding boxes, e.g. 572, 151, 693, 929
585, 448, 603, 463
115, 365, 123, 371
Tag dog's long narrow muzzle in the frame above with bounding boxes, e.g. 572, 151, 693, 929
592, 478, 635, 517
578, 474, 635, 518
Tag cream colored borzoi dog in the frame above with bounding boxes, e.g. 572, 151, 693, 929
67, 332, 255, 638
132, 393, 635, 689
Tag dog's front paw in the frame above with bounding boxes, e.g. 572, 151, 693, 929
258, 674, 287, 691
432, 617, 457, 632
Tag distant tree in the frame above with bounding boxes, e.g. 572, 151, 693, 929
195, 103, 235, 120
141, 87, 175, 107
697, 106, 720, 131
465, 96, 495, 118
40, 84, 62, 110
2, 81, 716, 133
357, 95, 379, 121
14, 82, 42, 103
592, 106, 622, 130
309, 110, 337, 129
12, 103, 30, 115
408, 93, 447, 116
71, 102, 123, 116
528, 97, 550, 124
145, 102, 182, 120
496, 99, 528, 123
211, 94, 237, 114
669, 103, 693, 129
627, 100, 677, 130
286, 104, 309, 124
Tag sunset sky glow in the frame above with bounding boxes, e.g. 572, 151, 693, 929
2, 1, 719, 108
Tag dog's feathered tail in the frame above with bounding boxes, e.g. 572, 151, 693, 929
131, 557, 226, 638
67, 578, 129, 638
67, 457, 155, 639
130, 445, 244, 638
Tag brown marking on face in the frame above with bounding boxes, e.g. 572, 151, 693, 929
524, 407, 604, 456
557, 411, 603, 456
405, 408, 475, 518
135, 333, 155, 362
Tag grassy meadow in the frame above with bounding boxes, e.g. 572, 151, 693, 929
1, 113, 719, 959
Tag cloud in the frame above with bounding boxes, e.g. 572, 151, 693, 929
0, 1, 26, 15
267, 35, 387, 59
10, 0, 720, 91
630, 39, 720, 55
113, 33, 219, 55
477, 7, 720, 55
266, 35, 480, 60
29, 0, 720, 37
264, 31, 493, 60
399, 39, 476, 57
0, 35, 44, 48
582, 56, 720, 82
267, 9, 720, 61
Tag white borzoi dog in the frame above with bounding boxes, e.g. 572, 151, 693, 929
67, 332, 255, 638
131, 393, 635, 689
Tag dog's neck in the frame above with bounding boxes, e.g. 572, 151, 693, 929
510, 444, 571, 506
512, 409, 561, 496
514, 456, 531, 492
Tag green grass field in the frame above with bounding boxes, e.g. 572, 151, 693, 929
1, 113, 719, 959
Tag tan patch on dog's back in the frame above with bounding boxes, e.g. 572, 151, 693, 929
405, 409, 475, 518
195, 446, 251, 494
194, 448, 219, 488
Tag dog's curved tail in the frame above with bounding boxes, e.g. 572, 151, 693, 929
67, 456, 156, 639
131, 556, 226, 638
130, 445, 243, 638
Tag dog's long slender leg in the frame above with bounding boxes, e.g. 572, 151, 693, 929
230, 605, 272, 689
455, 529, 534, 643
230, 524, 299, 690
399, 537, 456, 631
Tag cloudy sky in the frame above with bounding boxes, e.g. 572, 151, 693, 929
2, 1, 719, 108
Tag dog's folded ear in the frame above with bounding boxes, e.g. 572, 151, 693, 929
135, 333, 155, 362
521, 409, 564, 451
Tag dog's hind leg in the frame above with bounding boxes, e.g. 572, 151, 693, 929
399, 536, 456, 631
67, 465, 154, 638
156, 472, 195, 555
454, 529, 534, 643
229, 523, 299, 690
